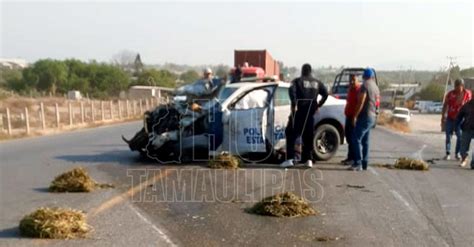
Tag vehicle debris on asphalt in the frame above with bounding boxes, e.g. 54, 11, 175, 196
19, 207, 91, 239
208, 153, 241, 169
49, 167, 114, 192
247, 192, 317, 217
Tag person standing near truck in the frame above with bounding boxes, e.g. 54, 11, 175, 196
349, 68, 380, 171
280, 63, 328, 168
341, 74, 362, 166
456, 99, 474, 168
441, 78, 472, 160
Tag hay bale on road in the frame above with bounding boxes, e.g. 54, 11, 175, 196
49, 167, 114, 192
371, 157, 429, 171
248, 192, 317, 217
208, 153, 241, 169
394, 157, 429, 170
19, 207, 91, 239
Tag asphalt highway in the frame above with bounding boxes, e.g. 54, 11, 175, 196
0, 121, 472, 246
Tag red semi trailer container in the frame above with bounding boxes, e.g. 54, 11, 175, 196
234, 50, 280, 77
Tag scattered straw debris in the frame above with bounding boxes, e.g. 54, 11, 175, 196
371, 163, 394, 169
208, 153, 241, 169
394, 157, 429, 170
49, 167, 114, 192
336, 184, 365, 189
19, 207, 91, 239
377, 112, 411, 133
247, 192, 317, 217
371, 157, 429, 171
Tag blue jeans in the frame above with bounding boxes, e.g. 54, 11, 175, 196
352, 114, 375, 169
345, 117, 355, 161
460, 129, 474, 168
445, 118, 462, 156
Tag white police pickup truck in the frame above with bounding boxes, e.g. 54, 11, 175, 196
213, 81, 346, 161
124, 79, 346, 163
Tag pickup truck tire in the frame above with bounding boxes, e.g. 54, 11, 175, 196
313, 124, 340, 161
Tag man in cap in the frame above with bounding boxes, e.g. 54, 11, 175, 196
203, 68, 213, 81
441, 78, 472, 160
280, 63, 329, 168
350, 68, 380, 171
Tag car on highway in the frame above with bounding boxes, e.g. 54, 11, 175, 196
426, 102, 443, 113
125, 78, 347, 162
391, 107, 411, 122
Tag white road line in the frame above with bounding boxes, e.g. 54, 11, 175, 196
368, 167, 379, 176
128, 204, 178, 247
390, 189, 414, 212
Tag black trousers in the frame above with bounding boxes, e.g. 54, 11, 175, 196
285, 107, 315, 162
344, 117, 355, 161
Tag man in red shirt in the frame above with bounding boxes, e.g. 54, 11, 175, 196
341, 74, 361, 165
441, 79, 472, 160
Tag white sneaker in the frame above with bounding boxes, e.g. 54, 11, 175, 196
460, 158, 468, 167
444, 155, 451, 161
455, 154, 461, 161
280, 159, 295, 168
305, 160, 313, 168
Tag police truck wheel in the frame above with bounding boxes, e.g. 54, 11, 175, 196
313, 124, 340, 161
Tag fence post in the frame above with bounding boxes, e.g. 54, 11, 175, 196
133, 100, 136, 116
25, 107, 30, 134
55, 103, 60, 128
117, 100, 122, 119
109, 100, 113, 120
91, 101, 95, 122
126, 100, 130, 118
101, 101, 105, 121
68, 102, 73, 126
6, 108, 12, 135
40, 102, 46, 130
80, 101, 85, 124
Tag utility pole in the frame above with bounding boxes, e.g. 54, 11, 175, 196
443, 56, 457, 104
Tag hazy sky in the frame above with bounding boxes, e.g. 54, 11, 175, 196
1, 1, 473, 70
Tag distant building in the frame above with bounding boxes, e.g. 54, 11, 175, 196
0, 58, 28, 69
380, 83, 419, 108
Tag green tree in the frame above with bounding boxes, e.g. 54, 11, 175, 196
419, 83, 445, 101
28, 59, 68, 94
179, 70, 200, 84
136, 69, 176, 87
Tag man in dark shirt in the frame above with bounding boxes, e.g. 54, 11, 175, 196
456, 99, 474, 168
281, 63, 329, 168
349, 68, 380, 171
